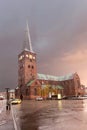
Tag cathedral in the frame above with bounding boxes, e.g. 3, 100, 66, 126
15, 22, 83, 99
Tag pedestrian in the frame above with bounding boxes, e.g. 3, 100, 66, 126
6, 100, 11, 110
20, 94, 23, 101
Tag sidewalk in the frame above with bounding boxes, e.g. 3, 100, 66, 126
0, 106, 14, 130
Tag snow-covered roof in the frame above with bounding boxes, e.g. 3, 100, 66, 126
15, 86, 19, 89
24, 48, 29, 51
37, 73, 75, 81
9, 89, 15, 92
27, 80, 35, 86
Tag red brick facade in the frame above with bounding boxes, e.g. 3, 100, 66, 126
18, 50, 37, 87
15, 24, 82, 100
16, 49, 82, 100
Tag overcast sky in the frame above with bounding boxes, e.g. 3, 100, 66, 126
0, 0, 87, 90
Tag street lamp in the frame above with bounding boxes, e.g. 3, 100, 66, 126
5, 88, 11, 110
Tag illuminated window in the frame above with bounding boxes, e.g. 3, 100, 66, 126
33, 56, 35, 60
29, 54, 33, 59
19, 55, 23, 60
26, 54, 28, 57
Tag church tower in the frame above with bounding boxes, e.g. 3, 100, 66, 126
18, 22, 37, 88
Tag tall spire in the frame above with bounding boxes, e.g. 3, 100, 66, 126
26, 21, 33, 52
23, 21, 34, 52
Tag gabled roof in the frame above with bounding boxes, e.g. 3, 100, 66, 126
27, 79, 36, 87
15, 86, 19, 89
37, 73, 75, 81
9, 89, 15, 92
56, 85, 64, 89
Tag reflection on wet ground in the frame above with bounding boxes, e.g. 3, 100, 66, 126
13, 100, 87, 130
0, 100, 14, 130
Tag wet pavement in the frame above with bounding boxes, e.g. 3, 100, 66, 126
1, 100, 87, 130
0, 100, 14, 130
12, 100, 87, 130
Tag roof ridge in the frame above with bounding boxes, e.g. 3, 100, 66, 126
37, 72, 76, 81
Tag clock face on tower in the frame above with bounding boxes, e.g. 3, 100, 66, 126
26, 54, 28, 57
19, 55, 23, 60
19, 55, 25, 60
29, 54, 33, 59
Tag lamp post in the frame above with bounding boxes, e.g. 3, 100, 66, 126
5, 88, 10, 110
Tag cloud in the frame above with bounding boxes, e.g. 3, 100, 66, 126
62, 50, 87, 63
1, 0, 87, 90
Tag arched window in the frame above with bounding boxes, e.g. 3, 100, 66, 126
28, 65, 30, 68
32, 66, 34, 69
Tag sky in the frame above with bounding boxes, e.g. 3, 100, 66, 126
0, 0, 87, 90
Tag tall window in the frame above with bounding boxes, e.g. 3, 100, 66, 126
28, 65, 30, 68
26, 89, 28, 96
32, 66, 34, 69
34, 88, 37, 95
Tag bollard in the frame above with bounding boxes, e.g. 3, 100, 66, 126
6, 103, 11, 111
8, 103, 11, 110
5, 88, 10, 111
6, 105, 8, 110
